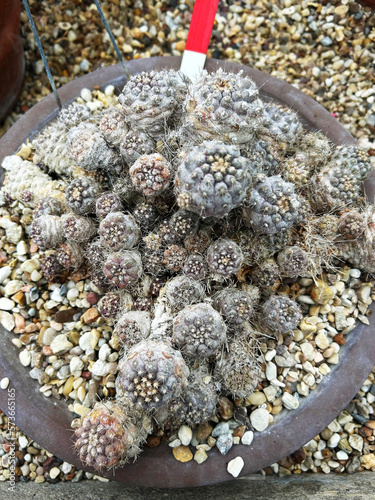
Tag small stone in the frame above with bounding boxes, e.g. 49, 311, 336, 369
315, 331, 330, 350
98, 343, 111, 361
194, 448, 208, 464
266, 362, 277, 381
168, 439, 181, 448
299, 319, 317, 336
49, 467, 61, 479
196, 422, 213, 442
79, 331, 91, 351
18, 435, 29, 449
172, 446, 193, 463
250, 408, 270, 431
358, 285, 371, 304
311, 280, 334, 305
4, 280, 23, 296
216, 434, 233, 455
328, 433, 340, 448
81, 308, 99, 324
50, 335, 73, 355
212, 422, 229, 437
70, 356, 84, 375
241, 431, 254, 446
0, 378, 9, 389
91, 359, 108, 377
282, 392, 299, 410
349, 434, 363, 453
178, 425, 193, 446
0, 267, 11, 283
246, 391, 267, 406
19, 350, 31, 367
218, 397, 234, 420
62, 462, 72, 474
361, 454, 375, 470
0, 297, 15, 311
227, 456, 244, 478
336, 450, 348, 460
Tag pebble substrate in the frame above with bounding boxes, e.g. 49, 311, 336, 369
0, 0, 375, 484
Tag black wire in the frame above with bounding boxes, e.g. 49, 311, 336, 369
22, 0, 62, 110
93, 0, 130, 78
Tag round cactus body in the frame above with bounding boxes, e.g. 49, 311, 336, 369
244, 175, 303, 235
30, 214, 63, 250
183, 253, 207, 280
184, 68, 263, 143
262, 295, 302, 335
277, 246, 309, 278
65, 177, 100, 215
99, 212, 140, 251
129, 153, 171, 197
213, 288, 256, 326
175, 140, 252, 218
74, 401, 150, 470
119, 130, 155, 166
67, 122, 122, 173
114, 311, 151, 351
96, 192, 123, 219
98, 107, 128, 147
61, 213, 96, 243
206, 239, 244, 277
119, 69, 186, 135
165, 275, 205, 311
116, 340, 189, 410
103, 251, 143, 289
172, 303, 227, 358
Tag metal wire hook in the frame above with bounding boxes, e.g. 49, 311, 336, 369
22, 0, 62, 110
22, 0, 130, 111
93, 0, 130, 79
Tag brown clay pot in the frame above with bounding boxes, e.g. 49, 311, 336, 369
0, 57, 374, 488
0, 0, 24, 122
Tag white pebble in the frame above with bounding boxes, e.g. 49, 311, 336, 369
67, 288, 79, 301
349, 268, 361, 278
91, 359, 109, 377
0, 378, 9, 389
250, 408, 270, 432
80, 88, 92, 102
327, 433, 340, 448
50, 335, 73, 355
178, 425, 193, 446
194, 448, 208, 464
227, 456, 245, 478
0, 266, 11, 284
19, 350, 31, 367
282, 392, 299, 410
99, 344, 111, 361
18, 435, 29, 449
79, 331, 92, 351
104, 85, 115, 96
0, 298, 15, 311
70, 356, 84, 375
168, 439, 181, 448
16, 241, 28, 256
62, 462, 72, 474
241, 430, 254, 446
336, 450, 348, 460
49, 466, 61, 479
266, 362, 277, 381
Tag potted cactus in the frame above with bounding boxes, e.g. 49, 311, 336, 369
0, 57, 374, 487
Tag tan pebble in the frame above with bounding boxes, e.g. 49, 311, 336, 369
334, 5, 348, 16
361, 454, 375, 469
90, 329, 100, 349
299, 319, 317, 337
77, 386, 86, 402
16, 145, 32, 160
196, 422, 213, 443
73, 403, 90, 417
14, 314, 26, 331
63, 376, 74, 398
25, 323, 38, 333
315, 331, 330, 350
175, 41, 186, 52
311, 280, 334, 305
309, 305, 320, 316
326, 352, 339, 365
233, 425, 246, 438
172, 446, 193, 463
323, 347, 335, 359
81, 308, 99, 324
218, 397, 234, 420
365, 421, 375, 430
245, 391, 266, 406
12, 291, 25, 305
194, 448, 208, 464
207, 436, 216, 447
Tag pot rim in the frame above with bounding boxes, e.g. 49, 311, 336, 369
0, 56, 373, 489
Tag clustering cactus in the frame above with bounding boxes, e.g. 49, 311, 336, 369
8, 67, 374, 472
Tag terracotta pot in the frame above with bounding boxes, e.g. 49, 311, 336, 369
0, 57, 374, 488
0, 0, 24, 122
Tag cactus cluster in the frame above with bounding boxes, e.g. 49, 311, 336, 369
6, 67, 373, 472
